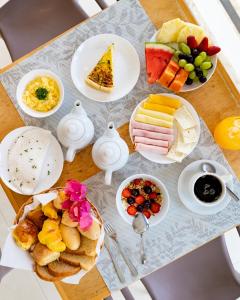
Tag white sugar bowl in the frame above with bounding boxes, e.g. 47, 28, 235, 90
57, 100, 94, 162
92, 122, 129, 185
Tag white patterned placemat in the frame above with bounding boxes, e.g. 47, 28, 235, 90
85, 120, 240, 291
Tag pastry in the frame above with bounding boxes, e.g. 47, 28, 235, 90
42, 202, 58, 219
78, 219, 100, 241
48, 261, 81, 277
86, 44, 114, 92
12, 219, 38, 250
32, 243, 60, 266
53, 190, 67, 209
61, 211, 78, 227
27, 205, 46, 229
60, 224, 81, 251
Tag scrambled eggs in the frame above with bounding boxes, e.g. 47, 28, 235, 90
23, 76, 60, 112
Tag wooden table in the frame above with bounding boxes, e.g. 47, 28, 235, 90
0, 0, 240, 299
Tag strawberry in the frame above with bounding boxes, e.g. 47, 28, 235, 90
144, 180, 153, 186
198, 37, 208, 52
149, 192, 157, 200
187, 36, 198, 48
135, 195, 145, 205
150, 202, 161, 213
122, 188, 131, 198
207, 46, 221, 56
133, 178, 142, 185
143, 210, 151, 219
127, 205, 137, 216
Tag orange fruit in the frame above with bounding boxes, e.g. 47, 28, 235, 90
214, 117, 240, 150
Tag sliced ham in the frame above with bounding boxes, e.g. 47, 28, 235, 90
132, 128, 174, 142
131, 120, 174, 135
134, 136, 169, 148
135, 143, 169, 155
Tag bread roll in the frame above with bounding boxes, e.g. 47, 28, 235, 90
78, 219, 100, 241
27, 205, 46, 229
61, 211, 78, 227
60, 224, 80, 250
53, 190, 67, 209
32, 243, 60, 266
13, 219, 38, 250
65, 235, 97, 256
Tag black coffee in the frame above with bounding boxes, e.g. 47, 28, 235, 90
194, 175, 222, 203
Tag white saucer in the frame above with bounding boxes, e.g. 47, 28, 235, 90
0, 126, 64, 195
71, 33, 140, 102
129, 93, 200, 164
178, 159, 233, 215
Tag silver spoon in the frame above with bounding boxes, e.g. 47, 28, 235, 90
201, 162, 239, 202
132, 213, 149, 264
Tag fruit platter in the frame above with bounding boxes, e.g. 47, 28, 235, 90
145, 18, 221, 92
2, 180, 104, 283
129, 93, 200, 164
116, 174, 169, 227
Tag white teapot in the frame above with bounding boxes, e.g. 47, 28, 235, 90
92, 122, 129, 185
57, 100, 94, 162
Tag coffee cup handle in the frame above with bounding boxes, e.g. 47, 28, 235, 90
219, 174, 233, 184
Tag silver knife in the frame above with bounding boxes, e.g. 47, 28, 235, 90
105, 236, 125, 283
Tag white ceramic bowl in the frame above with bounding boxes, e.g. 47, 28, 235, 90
16, 69, 64, 118
116, 174, 170, 227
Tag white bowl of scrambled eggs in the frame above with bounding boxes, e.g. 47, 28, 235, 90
17, 69, 64, 118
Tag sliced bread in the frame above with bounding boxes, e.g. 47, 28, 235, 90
65, 235, 97, 256
35, 264, 63, 282
48, 260, 81, 277
60, 253, 95, 271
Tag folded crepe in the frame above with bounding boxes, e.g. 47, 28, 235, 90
8, 128, 51, 194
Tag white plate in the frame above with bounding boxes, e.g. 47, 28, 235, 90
178, 159, 232, 215
150, 31, 217, 92
16, 69, 64, 118
129, 93, 201, 164
116, 174, 170, 227
71, 33, 140, 102
0, 126, 64, 195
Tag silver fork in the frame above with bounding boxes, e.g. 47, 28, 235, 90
104, 223, 138, 277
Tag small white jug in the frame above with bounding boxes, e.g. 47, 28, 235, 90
92, 122, 129, 185
57, 100, 94, 162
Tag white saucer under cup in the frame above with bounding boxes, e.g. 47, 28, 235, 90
178, 159, 233, 215
71, 33, 140, 102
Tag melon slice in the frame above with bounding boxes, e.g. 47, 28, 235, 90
156, 18, 186, 43
169, 68, 189, 92
157, 60, 180, 88
177, 23, 205, 44
145, 43, 174, 84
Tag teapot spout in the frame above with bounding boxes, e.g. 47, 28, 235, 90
72, 100, 87, 117
105, 122, 119, 138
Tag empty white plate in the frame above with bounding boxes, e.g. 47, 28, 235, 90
71, 33, 140, 102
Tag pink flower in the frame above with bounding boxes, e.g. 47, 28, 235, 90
64, 180, 87, 202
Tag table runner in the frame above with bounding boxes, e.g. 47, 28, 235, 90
88, 120, 240, 291
0, 0, 240, 292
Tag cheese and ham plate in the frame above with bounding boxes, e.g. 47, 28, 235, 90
129, 93, 200, 164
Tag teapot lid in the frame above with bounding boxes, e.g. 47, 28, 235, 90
92, 122, 129, 170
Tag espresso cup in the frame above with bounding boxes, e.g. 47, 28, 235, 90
190, 172, 227, 207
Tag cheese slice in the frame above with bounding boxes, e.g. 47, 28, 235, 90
166, 144, 186, 162
136, 107, 174, 122
175, 125, 195, 154
86, 44, 114, 92
181, 127, 198, 144
174, 106, 197, 129
134, 114, 173, 128
143, 102, 176, 115
8, 128, 51, 194
148, 94, 182, 109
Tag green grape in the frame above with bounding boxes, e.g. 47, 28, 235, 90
199, 51, 207, 60
174, 50, 182, 59
200, 62, 212, 70
194, 55, 204, 67
179, 59, 187, 67
184, 63, 195, 72
179, 43, 191, 55
193, 76, 199, 82
202, 69, 208, 77
189, 71, 196, 80
205, 55, 211, 62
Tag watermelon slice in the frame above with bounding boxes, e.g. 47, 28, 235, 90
145, 43, 174, 84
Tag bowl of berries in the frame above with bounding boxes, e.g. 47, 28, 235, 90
116, 174, 170, 227
146, 18, 221, 92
